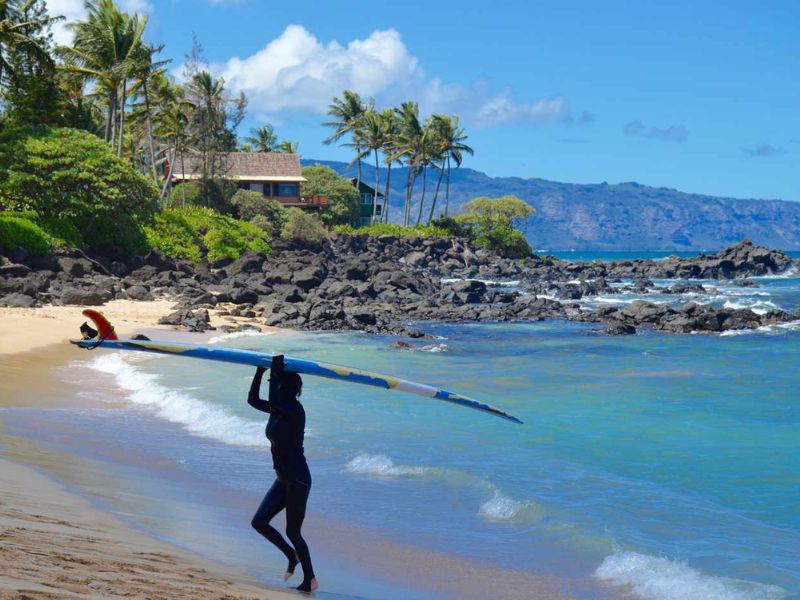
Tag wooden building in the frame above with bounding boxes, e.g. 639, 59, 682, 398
170, 153, 328, 209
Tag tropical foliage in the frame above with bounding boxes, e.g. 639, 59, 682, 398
300, 165, 360, 227
0, 126, 157, 255
447, 195, 534, 258
144, 206, 270, 263
281, 208, 327, 246
323, 92, 473, 227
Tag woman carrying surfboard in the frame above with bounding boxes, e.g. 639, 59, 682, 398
248, 356, 317, 593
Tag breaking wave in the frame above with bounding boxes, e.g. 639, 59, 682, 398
87, 353, 264, 447
595, 550, 788, 600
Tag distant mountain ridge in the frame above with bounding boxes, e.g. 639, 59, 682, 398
303, 159, 800, 251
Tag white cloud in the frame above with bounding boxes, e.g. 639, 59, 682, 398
215, 25, 571, 128
44, 0, 153, 46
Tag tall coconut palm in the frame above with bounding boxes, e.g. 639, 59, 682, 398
390, 101, 426, 227
244, 125, 278, 152
379, 108, 399, 223
129, 42, 169, 185
323, 90, 368, 188
0, 0, 61, 87
185, 70, 227, 177
427, 114, 473, 222
62, 0, 148, 154
350, 109, 391, 223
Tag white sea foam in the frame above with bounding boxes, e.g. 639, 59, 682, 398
208, 329, 274, 344
722, 300, 780, 315
345, 453, 430, 477
87, 353, 264, 447
720, 320, 800, 337
419, 343, 448, 353
595, 550, 787, 600
478, 489, 524, 521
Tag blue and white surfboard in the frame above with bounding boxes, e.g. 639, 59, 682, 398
72, 337, 522, 424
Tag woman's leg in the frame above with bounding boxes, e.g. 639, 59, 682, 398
251, 479, 296, 568
284, 480, 316, 591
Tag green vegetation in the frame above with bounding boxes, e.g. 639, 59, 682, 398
281, 208, 327, 246
446, 195, 534, 258
0, 213, 52, 256
324, 92, 473, 227
0, 127, 157, 255
332, 223, 450, 238
144, 206, 270, 263
230, 189, 287, 238
301, 165, 360, 227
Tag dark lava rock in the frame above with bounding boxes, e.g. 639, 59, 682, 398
605, 322, 636, 335
0, 292, 37, 307
124, 284, 154, 301
59, 287, 110, 306
158, 308, 214, 332
0, 263, 31, 277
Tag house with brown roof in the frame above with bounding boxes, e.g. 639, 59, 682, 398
170, 152, 328, 209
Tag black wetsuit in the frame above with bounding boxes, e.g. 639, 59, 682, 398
248, 365, 315, 589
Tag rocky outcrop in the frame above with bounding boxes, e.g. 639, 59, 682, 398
1, 239, 796, 336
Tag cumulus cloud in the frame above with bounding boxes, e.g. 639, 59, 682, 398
45, 0, 152, 46
744, 144, 781, 158
624, 119, 687, 142
214, 25, 572, 127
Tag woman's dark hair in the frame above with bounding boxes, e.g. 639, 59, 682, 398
279, 372, 303, 402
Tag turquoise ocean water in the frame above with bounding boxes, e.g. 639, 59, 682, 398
4, 256, 800, 599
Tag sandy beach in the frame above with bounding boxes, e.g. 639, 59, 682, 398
0, 302, 295, 599
0, 301, 582, 600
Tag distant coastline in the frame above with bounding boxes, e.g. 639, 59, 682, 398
307, 158, 800, 251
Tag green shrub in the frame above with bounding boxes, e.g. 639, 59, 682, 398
455, 195, 534, 258
0, 127, 158, 256
0, 213, 51, 256
332, 223, 450, 238
282, 208, 327, 246
231, 189, 287, 237
301, 165, 360, 226
145, 206, 271, 263
144, 211, 202, 263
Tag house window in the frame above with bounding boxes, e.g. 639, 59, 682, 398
276, 184, 299, 197
361, 192, 373, 205
248, 183, 265, 194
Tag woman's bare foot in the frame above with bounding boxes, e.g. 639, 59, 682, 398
283, 552, 300, 581
295, 577, 318, 593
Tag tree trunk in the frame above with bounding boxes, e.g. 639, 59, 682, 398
404, 168, 418, 227
117, 79, 127, 158
143, 79, 158, 186
444, 156, 452, 217
159, 142, 177, 203
105, 89, 115, 142
382, 162, 392, 223
415, 165, 428, 226
372, 149, 380, 224
109, 88, 118, 146
427, 159, 446, 224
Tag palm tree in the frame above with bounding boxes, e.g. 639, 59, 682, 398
244, 125, 278, 152
427, 114, 473, 222
390, 102, 426, 226
276, 139, 299, 153
351, 109, 391, 223
62, 0, 148, 155
129, 42, 170, 185
0, 0, 61, 87
186, 70, 227, 177
379, 108, 399, 223
323, 90, 369, 188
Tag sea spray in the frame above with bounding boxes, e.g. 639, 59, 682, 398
595, 550, 788, 600
87, 353, 264, 447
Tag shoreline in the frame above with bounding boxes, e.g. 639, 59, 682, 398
0, 324, 594, 599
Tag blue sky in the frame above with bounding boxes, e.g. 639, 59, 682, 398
51, 0, 800, 200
